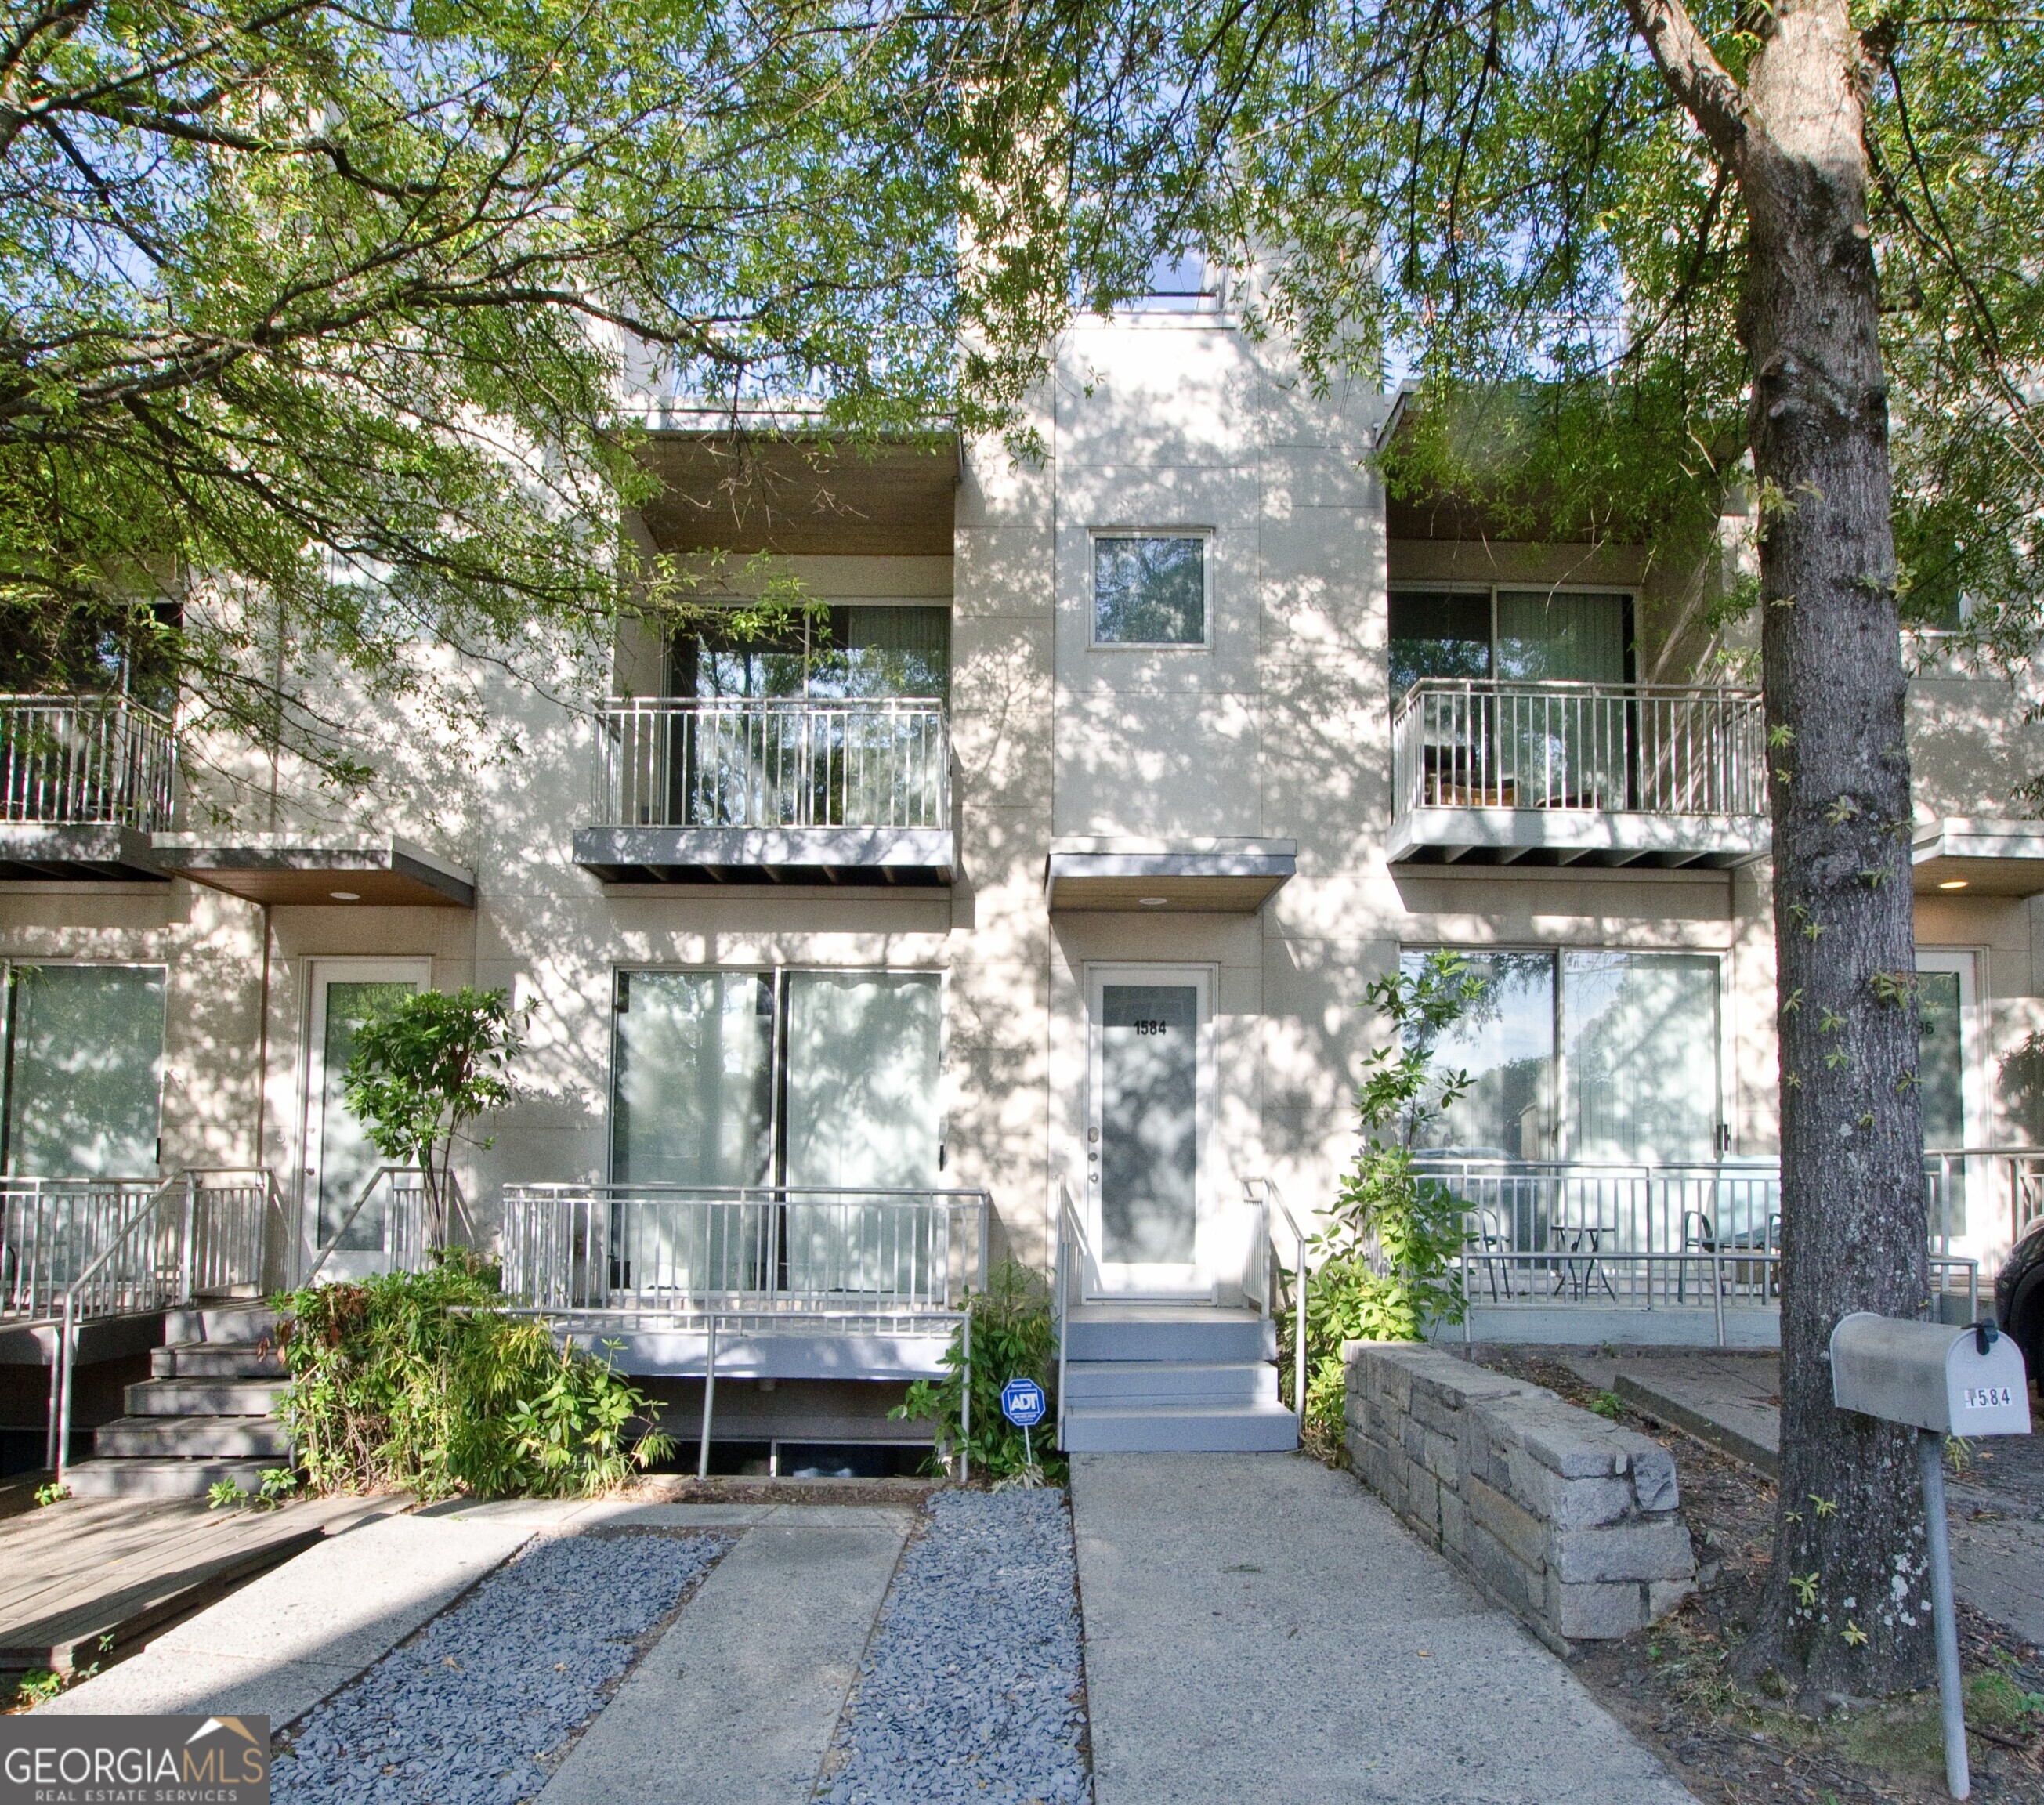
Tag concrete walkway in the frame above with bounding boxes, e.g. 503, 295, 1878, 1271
540, 1510, 911, 1805
1071, 1452, 1693, 1805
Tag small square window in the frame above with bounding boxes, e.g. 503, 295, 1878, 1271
1093, 535, 1207, 645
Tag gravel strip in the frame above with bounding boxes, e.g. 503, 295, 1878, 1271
274, 1530, 730, 1805
818, 1488, 1091, 1805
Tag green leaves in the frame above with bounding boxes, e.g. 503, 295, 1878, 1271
274, 1253, 671, 1498
892, 1257, 1061, 1483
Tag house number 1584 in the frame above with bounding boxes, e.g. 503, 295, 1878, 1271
1133, 1020, 1169, 1036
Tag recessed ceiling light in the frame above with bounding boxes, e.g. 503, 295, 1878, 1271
1138, 896, 1169, 907
329, 890, 360, 902
1937, 878, 1969, 891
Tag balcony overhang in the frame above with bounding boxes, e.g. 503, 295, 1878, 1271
1388, 808, 1770, 870
0, 822, 167, 881
149, 834, 476, 907
575, 825, 955, 886
1045, 837, 1297, 912
1912, 818, 2044, 897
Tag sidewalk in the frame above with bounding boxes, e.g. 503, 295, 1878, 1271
1070, 1452, 1694, 1805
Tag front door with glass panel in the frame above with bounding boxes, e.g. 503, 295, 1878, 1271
1086, 966, 1213, 1296
301, 960, 430, 1279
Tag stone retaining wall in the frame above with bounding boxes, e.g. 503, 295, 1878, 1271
1344, 1340, 1695, 1648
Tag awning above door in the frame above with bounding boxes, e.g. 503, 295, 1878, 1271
1911, 818, 2044, 897
1045, 837, 1297, 913
150, 833, 476, 906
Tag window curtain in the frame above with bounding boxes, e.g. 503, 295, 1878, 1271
1494, 591, 1627, 683
1494, 592, 1630, 805
1562, 953, 1719, 1164
4, 964, 168, 1178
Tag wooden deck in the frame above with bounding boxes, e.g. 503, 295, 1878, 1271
1, 1488, 402, 1675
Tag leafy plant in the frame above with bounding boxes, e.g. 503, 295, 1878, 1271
13, 1669, 63, 1708
31, 1481, 68, 1508
1590, 1391, 1623, 1421
1284, 951, 1484, 1453
342, 989, 525, 1249
894, 1259, 1062, 1483
206, 1479, 245, 1510
274, 1253, 673, 1500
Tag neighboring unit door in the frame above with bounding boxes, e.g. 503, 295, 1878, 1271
1086, 965, 1214, 1297
1916, 949, 1980, 1250
301, 960, 430, 1279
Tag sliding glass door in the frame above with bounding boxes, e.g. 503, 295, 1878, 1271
610, 968, 942, 1300
1, 964, 168, 1177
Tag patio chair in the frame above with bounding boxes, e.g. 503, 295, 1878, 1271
1463, 1206, 1516, 1301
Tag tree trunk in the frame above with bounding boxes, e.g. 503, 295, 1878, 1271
1740, 0, 1934, 1694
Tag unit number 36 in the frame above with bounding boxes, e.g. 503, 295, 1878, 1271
1132, 1020, 1170, 1036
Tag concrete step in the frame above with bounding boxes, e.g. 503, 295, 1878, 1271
124, 1376, 291, 1417
1060, 1399, 1301, 1453
1063, 1359, 1278, 1408
62, 1456, 272, 1499
151, 1341, 288, 1380
1063, 1306, 1277, 1365
162, 1304, 280, 1347
95, 1415, 293, 1460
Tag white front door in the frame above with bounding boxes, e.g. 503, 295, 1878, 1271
1085, 964, 1214, 1297
1916, 949, 1981, 1253
301, 960, 431, 1279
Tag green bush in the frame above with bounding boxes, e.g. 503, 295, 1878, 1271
893, 1257, 1062, 1482
1285, 951, 1481, 1456
275, 1253, 673, 1499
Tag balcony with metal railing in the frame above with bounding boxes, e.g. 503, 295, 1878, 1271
0, 694, 176, 878
1389, 679, 1769, 868
573, 696, 953, 884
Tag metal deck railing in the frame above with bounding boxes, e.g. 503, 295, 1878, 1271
596, 696, 949, 832
0, 694, 176, 829
1391, 680, 1766, 819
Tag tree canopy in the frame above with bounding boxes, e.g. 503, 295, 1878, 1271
0, 0, 1062, 776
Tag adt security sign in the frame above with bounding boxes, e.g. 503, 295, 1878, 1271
1000, 1377, 1047, 1427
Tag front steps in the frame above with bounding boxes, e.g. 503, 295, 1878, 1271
65, 1305, 291, 1499
1060, 1304, 1299, 1452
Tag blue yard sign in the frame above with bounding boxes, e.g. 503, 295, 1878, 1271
1000, 1377, 1047, 1427
1000, 1376, 1047, 1470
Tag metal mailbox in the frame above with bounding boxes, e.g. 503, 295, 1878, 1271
1830, 1312, 2031, 1438
1829, 1311, 2031, 1800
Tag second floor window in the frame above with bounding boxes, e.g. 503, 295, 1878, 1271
669, 604, 949, 700
1094, 535, 1208, 646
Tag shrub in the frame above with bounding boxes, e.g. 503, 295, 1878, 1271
894, 1257, 1062, 1483
1285, 950, 1482, 1456
275, 1252, 672, 1499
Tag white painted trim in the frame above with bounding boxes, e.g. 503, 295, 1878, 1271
1086, 528, 1216, 650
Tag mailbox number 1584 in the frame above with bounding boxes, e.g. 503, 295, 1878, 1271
1963, 1385, 2015, 1410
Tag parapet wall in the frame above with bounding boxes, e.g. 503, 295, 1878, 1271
1344, 1340, 1695, 1648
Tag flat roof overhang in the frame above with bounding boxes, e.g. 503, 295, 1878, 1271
1388, 808, 1770, 870
150, 834, 476, 907
575, 826, 955, 886
0, 823, 167, 882
635, 421, 959, 557
1912, 818, 2044, 897
1045, 837, 1297, 912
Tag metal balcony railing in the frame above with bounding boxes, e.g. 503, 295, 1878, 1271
1391, 680, 1766, 819
596, 697, 949, 832
499, 1184, 989, 1332
0, 695, 177, 830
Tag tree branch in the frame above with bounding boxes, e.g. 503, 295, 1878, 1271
1619, 0, 1750, 167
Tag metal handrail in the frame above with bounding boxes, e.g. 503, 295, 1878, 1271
0, 693, 177, 829
298, 1165, 463, 1289
42, 1167, 287, 1478
1052, 1181, 1091, 1452
1245, 1178, 1309, 1431
498, 1183, 988, 1323
45, 1173, 185, 1478
595, 694, 950, 833
1391, 678, 1766, 821
3, 1176, 164, 1321
1455, 1246, 1981, 1348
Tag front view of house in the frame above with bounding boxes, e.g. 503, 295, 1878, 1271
4, 266, 2042, 1483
